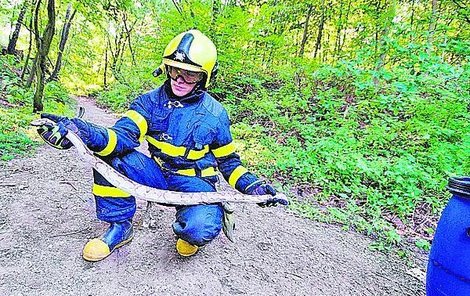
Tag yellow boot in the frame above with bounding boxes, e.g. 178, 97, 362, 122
176, 238, 199, 257
83, 220, 134, 262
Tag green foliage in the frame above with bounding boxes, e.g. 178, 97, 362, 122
415, 239, 431, 252
225, 53, 469, 246
0, 107, 37, 161
0, 56, 74, 161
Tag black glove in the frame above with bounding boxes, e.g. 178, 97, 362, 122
247, 181, 289, 207
37, 113, 78, 149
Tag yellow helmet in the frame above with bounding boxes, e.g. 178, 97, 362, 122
161, 29, 218, 88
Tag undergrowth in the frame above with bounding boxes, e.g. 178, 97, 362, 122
0, 56, 75, 161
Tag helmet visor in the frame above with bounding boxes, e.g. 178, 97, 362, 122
168, 66, 204, 84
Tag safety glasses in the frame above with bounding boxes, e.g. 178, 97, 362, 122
167, 66, 204, 84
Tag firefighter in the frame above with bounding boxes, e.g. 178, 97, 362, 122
37, 29, 287, 261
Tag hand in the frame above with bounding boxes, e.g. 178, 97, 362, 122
247, 182, 289, 207
37, 113, 77, 149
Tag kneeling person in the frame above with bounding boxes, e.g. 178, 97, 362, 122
37, 29, 282, 261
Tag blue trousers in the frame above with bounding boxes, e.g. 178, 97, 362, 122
93, 150, 223, 247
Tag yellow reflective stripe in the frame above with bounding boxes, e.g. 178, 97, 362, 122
212, 142, 236, 158
175, 167, 217, 177
228, 166, 248, 187
146, 136, 209, 160
96, 129, 117, 156
177, 168, 196, 176
201, 166, 217, 177
153, 155, 217, 177
92, 184, 131, 198
187, 145, 209, 160
147, 137, 186, 157
124, 110, 148, 142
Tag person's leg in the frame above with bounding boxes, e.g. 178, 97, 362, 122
167, 175, 223, 256
83, 150, 167, 261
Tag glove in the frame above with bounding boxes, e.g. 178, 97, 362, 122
246, 181, 289, 207
37, 113, 78, 149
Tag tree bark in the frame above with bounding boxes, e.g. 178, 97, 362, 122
172, 0, 183, 15
298, 4, 313, 57
7, 1, 28, 55
21, 0, 36, 81
122, 14, 136, 66
409, 0, 416, 42
427, 0, 438, 48
339, 0, 351, 53
313, 2, 326, 59
26, 56, 37, 87
33, 0, 56, 113
333, 0, 344, 57
374, 1, 396, 86
211, 0, 220, 29
104, 44, 108, 89
48, 4, 76, 82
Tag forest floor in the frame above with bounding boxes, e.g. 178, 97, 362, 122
0, 96, 427, 296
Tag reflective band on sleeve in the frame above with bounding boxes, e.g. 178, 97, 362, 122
228, 166, 248, 188
92, 184, 131, 198
212, 142, 236, 158
124, 110, 148, 142
96, 129, 117, 156
146, 136, 209, 160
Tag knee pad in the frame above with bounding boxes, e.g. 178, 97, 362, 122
172, 204, 223, 246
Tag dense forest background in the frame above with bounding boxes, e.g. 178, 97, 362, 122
1, 0, 468, 251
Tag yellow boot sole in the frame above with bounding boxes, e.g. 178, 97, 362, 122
176, 238, 199, 257
82, 236, 134, 262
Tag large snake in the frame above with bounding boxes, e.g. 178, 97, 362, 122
30, 118, 288, 206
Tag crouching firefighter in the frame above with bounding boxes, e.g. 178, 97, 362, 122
36, 29, 287, 261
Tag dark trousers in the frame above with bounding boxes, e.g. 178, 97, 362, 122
93, 150, 223, 246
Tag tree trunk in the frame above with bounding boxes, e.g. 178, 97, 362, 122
410, 0, 416, 28
33, 0, 56, 113
122, 14, 136, 66
104, 45, 108, 89
48, 4, 76, 82
333, 0, 344, 58
427, 0, 438, 48
211, 0, 220, 29
26, 56, 37, 87
374, 1, 396, 86
21, 0, 35, 81
339, 0, 351, 53
172, 0, 183, 15
409, 0, 416, 42
313, 2, 326, 59
298, 4, 313, 57
7, 1, 28, 55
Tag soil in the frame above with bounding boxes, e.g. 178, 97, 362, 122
0, 96, 427, 296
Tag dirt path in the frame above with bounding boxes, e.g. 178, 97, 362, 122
0, 96, 427, 296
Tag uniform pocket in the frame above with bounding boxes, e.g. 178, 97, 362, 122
191, 122, 215, 149
150, 111, 170, 133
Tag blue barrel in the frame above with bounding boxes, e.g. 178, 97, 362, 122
427, 177, 470, 295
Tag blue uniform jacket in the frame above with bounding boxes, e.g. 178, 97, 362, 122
76, 85, 260, 193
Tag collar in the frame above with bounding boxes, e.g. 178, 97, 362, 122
163, 79, 205, 104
